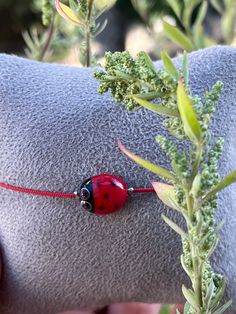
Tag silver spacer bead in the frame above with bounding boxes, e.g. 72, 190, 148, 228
127, 187, 134, 194
73, 191, 79, 198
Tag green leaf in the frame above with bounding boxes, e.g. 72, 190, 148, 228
210, 278, 226, 310
206, 236, 219, 258
93, 19, 108, 37
182, 51, 189, 86
182, 285, 199, 309
94, 0, 117, 11
69, 0, 77, 10
117, 140, 176, 181
152, 182, 182, 211
162, 215, 187, 238
203, 170, 236, 201
166, 0, 181, 18
22, 30, 36, 52
183, 0, 200, 29
190, 173, 201, 197
204, 278, 215, 310
125, 91, 166, 100
193, 24, 206, 49
137, 51, 158, 74
181, 0, 199, 29
213, 299, 232, 314
160, 304, 171, 314
210, 0, 224, 13
55, 0, 83, 25
184, 302, 191, 314
194, 210, 203, 234
193, 1, 208, 30
133, 97, 180, 117
162, 21, 193, 51
181, 254, 192, 277
177, 80, 202, 143
161, 51, 179, 80
171, 160, 184, 178
113, 70, 135, 80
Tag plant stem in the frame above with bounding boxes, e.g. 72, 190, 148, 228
184, 142, 204, 313
88, 0, 94, 21
85, 0, 94, 67
185, 188, 202, 313
192, 143, 203, 180
85, 30, 91, 67
38, 15, 55, 61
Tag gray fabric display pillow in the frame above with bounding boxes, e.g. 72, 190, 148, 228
0, 46, 235, 314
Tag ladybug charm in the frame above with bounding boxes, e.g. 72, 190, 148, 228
79, 174, 128, 215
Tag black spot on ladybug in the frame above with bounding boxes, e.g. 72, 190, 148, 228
114, 204, 119, 209
103, 193, 109, 199
99, 206, 105, 211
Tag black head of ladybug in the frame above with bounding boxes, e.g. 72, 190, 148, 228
79, 178, 94, 213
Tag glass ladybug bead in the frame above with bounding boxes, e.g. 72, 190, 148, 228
79, 174, 128, 215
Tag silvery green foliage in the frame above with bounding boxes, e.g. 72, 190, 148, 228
23, 0, 63, 61
56, 0, 116, 66
95, 51, 235, 313
24, 0, 115, 64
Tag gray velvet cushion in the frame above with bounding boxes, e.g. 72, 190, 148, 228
0, 46, 235, 314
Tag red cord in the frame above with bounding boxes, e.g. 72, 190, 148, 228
0, 182, 155, 198
133, 187, 155, 193
0, 182, 76, 199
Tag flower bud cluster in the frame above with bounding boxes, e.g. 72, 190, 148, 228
163, 117, 186, 139
175, 186, 186, 208
201, 261, 224, 305
204, 81, 224, 117
201, 138, 224, 195
94, 51, 179, 110
202, 81, 224, 139
156, 135, 189, 178
182, 238, 192, 269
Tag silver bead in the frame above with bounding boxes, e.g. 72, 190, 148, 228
127, 187, 134, 194
73, 191, 79, 198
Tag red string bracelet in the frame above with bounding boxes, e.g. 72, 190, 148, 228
0, 174, 155, 215
0, 182, 76, 198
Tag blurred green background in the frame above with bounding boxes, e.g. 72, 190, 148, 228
0, 0, 235, 63
0, 0, 165, 53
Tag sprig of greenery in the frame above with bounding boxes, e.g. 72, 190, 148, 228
94, 51, 236, 314
55, 0, 116, 66
131, 0, 236, 52
162, 0, 236, 51
162, 0, 209, 51
24, 0, 116, 64
23, 0, 78, 62
23, 0, 56, 61
210, 0, 236, 44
